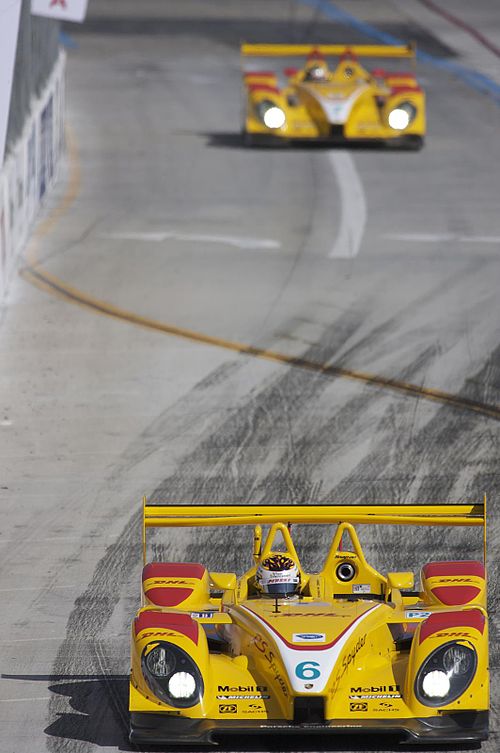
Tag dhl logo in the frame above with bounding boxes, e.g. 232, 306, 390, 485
434, 631, 473, 639
145, 579, 194, 586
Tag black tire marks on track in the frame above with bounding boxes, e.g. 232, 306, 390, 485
46, 319, 500, 752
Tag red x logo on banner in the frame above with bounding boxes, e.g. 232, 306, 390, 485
50, 0, 67, 7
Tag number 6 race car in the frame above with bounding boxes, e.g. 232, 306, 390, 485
129, 500, 488, 745
242, 44, 425, 148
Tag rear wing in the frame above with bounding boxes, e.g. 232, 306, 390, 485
241, 43, 416, 59
142, 497, 486, 563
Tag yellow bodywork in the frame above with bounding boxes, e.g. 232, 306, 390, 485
130, 500, 488, 742
241, 43, 426, 146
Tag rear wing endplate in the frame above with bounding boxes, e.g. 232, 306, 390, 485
142, 497, 486, 564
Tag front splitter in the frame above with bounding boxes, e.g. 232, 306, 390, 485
130, 710, 488, 746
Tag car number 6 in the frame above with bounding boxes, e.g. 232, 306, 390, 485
295, 661, 321, 680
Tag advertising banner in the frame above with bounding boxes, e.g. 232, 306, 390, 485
0, 0, 22, 166
31, 0, 88, 23
0, 51, 65, 299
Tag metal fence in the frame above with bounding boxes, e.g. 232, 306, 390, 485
6, 0, 60, 156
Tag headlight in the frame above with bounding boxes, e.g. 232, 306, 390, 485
145, 645, 175, 677
256, 100, 286, 129
388, 101, 417, 130
142, 641, 203, 708
168, 671, 197, 699
415, 641, 477, 707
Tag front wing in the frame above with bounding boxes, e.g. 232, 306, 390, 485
130, 710, 489, 746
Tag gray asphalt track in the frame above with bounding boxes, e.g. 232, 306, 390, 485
1, 1, 499, 752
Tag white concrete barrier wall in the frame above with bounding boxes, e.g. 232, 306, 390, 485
0, 49, 65, 297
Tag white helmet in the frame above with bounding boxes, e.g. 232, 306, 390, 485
305, 64, 328, 82
255, 553, 300, 596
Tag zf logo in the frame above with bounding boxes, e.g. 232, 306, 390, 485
350, 702, 368, 712
219, 704, 237, 714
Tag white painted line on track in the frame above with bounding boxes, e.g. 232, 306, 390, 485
0, 696, 52, 703
328, 151, 367, 259
0, 585, 77, 593
383, 232, 500, 243
0, 535, 117, 544
0, 637, 68, 643
0, 633, 122, 645
102, 231, 281, 250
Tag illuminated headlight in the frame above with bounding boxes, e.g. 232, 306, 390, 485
415, 642, 477, 707
142, 641, 203, 708
256, 100, 286, 129
421, 670, 450, 699
168, 671, 197, 699
263, 106, 286, 129
388, 102, 417, 130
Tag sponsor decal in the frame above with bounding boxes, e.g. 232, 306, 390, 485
352, 584, 371, 594
280, 612, 340, 618
330, 635, 366, 696
139, 630, 178, 640
284, 601, 330, 606
438, 578, 474, 583
217, 695, 270, 700
350, 693, 402, 700
351, 685, 400, 693
191, 611, 215, 619
253, 634, 289, 697
350, 702, 368, 712
219, 704, 237, 714
340, 636, 366, 676
435, 631, 472, 639
293, 633, 326, 642
405, 610, 432, 619
150, 579, 191, 585
218, 685, 268, 692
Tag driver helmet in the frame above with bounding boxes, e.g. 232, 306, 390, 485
304, 62, 328, 82
255, 553, 300, 596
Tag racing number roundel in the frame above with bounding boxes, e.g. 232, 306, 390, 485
295, 661, 321, 680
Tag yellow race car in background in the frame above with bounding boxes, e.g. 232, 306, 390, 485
242, 44, 425, 148
129, 500, 488, 745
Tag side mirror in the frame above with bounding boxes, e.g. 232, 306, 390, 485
387, 572, 414, 591
210, 572, 237, 591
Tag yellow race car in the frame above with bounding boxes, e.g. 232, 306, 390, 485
130, 501, 488, 745
242, 44, 426, 149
